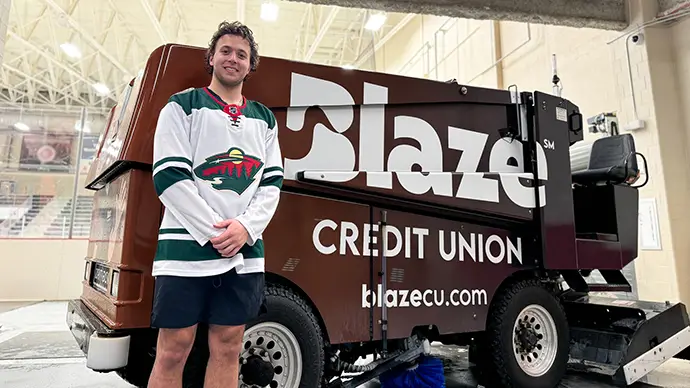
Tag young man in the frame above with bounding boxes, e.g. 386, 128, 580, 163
147, 21, 283, 388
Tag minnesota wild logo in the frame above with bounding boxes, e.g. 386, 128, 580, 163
194, 147, 264, 194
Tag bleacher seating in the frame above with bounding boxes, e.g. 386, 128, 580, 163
0, 195, 31, 233
0, 195, 31, 207
44, 196, 94, 237
0, 194, 95, 238
1, 195, 55, 236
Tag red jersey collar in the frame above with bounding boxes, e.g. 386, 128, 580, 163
203, 87, 246, 115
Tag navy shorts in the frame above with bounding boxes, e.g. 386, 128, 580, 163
151, 268, 265, 329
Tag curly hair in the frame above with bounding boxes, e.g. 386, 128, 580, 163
204, 21, 260, 76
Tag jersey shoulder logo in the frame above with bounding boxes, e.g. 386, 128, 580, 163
194, 147, 264, 194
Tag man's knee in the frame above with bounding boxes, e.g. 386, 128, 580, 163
155, 326, 197, 370
208, 325, 244, 359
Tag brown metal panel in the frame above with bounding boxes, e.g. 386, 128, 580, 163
368, 207, 536, 340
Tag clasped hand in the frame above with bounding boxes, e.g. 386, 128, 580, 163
210, 219, 248, 257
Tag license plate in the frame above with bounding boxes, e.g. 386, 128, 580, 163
90, 262, 109, 294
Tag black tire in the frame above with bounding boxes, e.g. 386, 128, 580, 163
471, 278, 569, 388
182, 283, 326, 388
115, 332, 157, 388
116, 362, 152, 388
246, 283, 326, 387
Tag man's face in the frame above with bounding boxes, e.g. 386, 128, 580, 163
209, 34, 252, 88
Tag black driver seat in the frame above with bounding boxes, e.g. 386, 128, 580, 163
572, 134, 639, 186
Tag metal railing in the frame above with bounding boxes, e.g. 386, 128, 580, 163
0, 195, 33, 236
0, 194, 93, 238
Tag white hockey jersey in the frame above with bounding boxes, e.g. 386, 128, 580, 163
151, 87, 283, 277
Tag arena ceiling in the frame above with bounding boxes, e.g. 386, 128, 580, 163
1, 0, 413, 115
1, 0, 688, 116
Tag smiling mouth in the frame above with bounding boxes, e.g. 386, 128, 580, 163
224, 67, 239, 73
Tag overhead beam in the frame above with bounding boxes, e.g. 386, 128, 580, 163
293, 5, 312, 59
7, 31, 117, 103
301, 5, 315, 58
304, 7, 340, 61
354, 10, 368, 61
335, 10, 366, 65
104, 0, 153, 52
285, 0, 630, 30
3, 64, 55, 92
8, 31, 88, 85
139, 0, 167, 43
42, 0, 133, 77
0, 101, 107, 115
168, 0, 190, 42
237, 0, 246, 23
354, 13, 416, 67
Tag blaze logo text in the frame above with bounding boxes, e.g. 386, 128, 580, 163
283, 73, 549, 209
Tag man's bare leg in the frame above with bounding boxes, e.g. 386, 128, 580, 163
205, 323, 245, 388
148, 325, 198, 388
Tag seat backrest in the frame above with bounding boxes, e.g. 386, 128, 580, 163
589, 133, 638, 173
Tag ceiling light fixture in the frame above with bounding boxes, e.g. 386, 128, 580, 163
74, 120, 91, 133
341, 64, 356, 70
13, 122, 30, 131
364, 13, 387, 31
92, 82, 110, 96
60, 42, 82, 59
260, 2, 279, 21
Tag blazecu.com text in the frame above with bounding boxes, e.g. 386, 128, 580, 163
361, 283, 489, 309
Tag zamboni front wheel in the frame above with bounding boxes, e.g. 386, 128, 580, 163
241, 283, 326, 388
471, 279, 570, 388
182, 283, 326, 388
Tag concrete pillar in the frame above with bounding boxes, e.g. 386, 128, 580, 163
609, 0, 690, 303
0, 0, 10, 65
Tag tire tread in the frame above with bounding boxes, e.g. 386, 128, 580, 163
262, 283, 327, 387
479, 278, 568, 388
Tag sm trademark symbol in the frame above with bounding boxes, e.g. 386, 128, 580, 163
543, 139, 555, 150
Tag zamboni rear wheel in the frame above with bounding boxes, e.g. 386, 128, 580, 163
471, 278, 569, 388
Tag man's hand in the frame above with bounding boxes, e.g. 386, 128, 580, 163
210, 219, 249, 257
